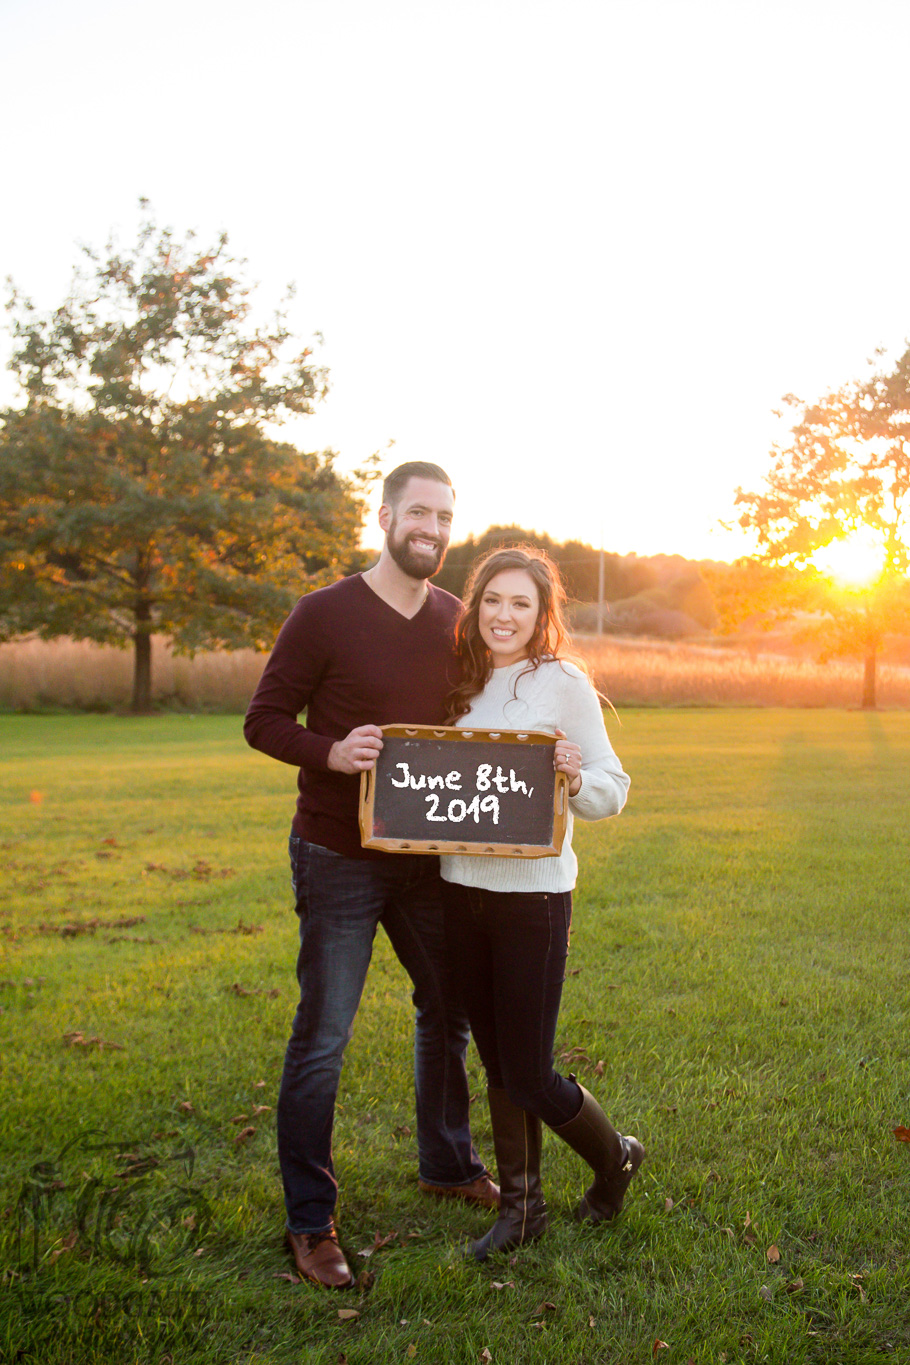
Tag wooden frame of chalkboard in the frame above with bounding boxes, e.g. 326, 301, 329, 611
359, 724, 568, 857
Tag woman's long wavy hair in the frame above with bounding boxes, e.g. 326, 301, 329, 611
446, 546, 581, 722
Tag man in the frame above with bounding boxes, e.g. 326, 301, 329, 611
244, 461, 497, 1290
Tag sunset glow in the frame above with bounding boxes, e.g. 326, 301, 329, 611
811, 530, 884, 588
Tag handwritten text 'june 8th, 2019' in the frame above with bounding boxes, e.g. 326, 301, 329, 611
387, 762, 536, 826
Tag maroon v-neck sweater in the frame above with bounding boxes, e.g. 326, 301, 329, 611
244, 573, 462, 858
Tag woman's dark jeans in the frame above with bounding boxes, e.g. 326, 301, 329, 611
442, 881, 583, 1128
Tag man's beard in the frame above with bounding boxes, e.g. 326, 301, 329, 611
387, 521, 447, 579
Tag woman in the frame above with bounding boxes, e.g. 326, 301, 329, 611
441, 546, 643, 1261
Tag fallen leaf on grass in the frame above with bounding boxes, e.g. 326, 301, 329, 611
253, 1080, 266, 1089
190, 920, 263, 936
593, 1060, 605, 1077
62, 1032, 124, 1051
665, 1198, 674, 1212
785, 1278, 804, 1294
274, 1271, 300, 1284
558, 1045, 591, 1064
653, 1343, 670, 1356
230, 1115, 249, 1124
178, 1101, 195, 1113
744, 1211, 752, 1232
894, 1127, 910, 1143
193, 1247, 204, 1258
589, 1316, 596, 1327
394, 1125, 412, 1137
358, 1230, 397, 1258
49, 1230, 78, 1263
338, 1309, 360, 1321
759, 1285, 772, 1302
233, 1126, 256, 1145
480, 1351, 492, 1363
115, 1156, 159, 1179
355, 1270, 375, 1293
851, 1273, 867, 1301
491, 1282, 514, 1290
406, 1347, 417, 1359
252, 1105, 272, 1117
767, 1244, 781, 1263
42, 916, 146, 937
146, 860, 236, 881
529, 1301, 556, 1318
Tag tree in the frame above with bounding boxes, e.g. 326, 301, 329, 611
734, 345, 910, 708
0, 208, 371, 710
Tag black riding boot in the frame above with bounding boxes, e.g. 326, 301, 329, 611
550, 1083, 644, 1223
471, 1088, 548, 1261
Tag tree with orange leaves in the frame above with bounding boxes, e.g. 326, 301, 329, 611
734, 346, 910, 708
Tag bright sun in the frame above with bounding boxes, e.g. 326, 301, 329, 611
811, 529, 884, 587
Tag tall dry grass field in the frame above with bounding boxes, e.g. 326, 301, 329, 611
574, 634, 910, 708
3, 633, 910, 711
0, 638, 266, 711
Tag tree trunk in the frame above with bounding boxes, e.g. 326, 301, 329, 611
132, 591, 153, 712
861, 644, 877, 710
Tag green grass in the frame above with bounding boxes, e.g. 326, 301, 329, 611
1, 711, 909, 1365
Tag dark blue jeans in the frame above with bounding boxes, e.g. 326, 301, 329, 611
442, 883, 583, 1128
278, 837, 487, 1234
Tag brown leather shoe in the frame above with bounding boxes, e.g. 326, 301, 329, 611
417, 1173, 500, 1209
287, 1223, 354, 1289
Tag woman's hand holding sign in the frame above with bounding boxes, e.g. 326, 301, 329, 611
553, 728, 582, 797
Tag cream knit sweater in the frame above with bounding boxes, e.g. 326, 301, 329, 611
439, 658, 630, 893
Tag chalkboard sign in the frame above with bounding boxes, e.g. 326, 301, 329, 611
359, 725, 568, 857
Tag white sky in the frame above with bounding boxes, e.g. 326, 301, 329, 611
2, 0, 910, 561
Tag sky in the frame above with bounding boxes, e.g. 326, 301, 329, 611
2, 0, 910, 562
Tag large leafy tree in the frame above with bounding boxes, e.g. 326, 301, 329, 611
734, 345, 910, 708
0, 209, 370, 710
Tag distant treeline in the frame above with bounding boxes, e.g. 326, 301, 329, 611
430, 526, 719, 637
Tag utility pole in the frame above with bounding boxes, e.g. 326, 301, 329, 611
596, 541, 605, 635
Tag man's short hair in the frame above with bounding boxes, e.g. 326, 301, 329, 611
382, 461, 454, 509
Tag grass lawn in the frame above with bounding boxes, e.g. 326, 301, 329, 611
1, 710, 909, 1365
